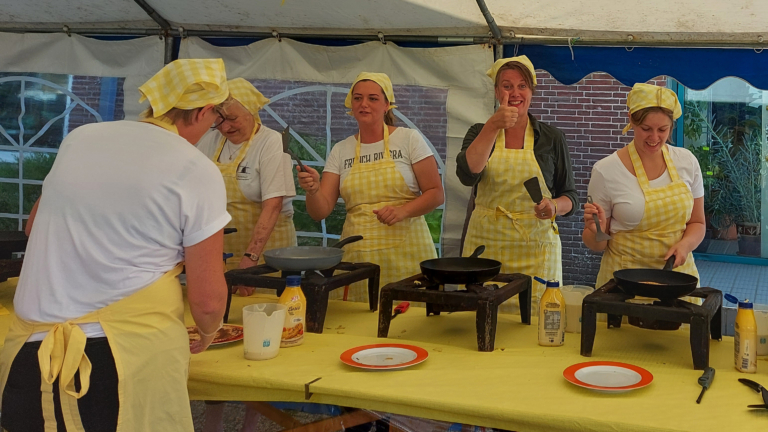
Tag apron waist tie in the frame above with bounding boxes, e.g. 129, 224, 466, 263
475, 205, 535, 243
37, 321, 93, 432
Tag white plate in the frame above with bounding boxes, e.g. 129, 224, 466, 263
564, 361, 653, 393
340, 343, 429, 371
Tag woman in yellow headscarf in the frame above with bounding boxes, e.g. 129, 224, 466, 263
197, 78, 297, 296
457, 56, 578, 312
296, 72, 444, 300
584, 83, 705, 288
1, 59, 231, 432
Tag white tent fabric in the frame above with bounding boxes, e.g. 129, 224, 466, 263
180, 37, 494, 255
2, 0, 767, 42
0, 32, 164, 117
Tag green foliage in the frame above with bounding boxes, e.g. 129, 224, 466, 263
425, 209, 443, 244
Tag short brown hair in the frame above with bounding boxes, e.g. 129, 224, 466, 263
630, 106, 674, 127
495, 62, 536, 94
140, 97, 233, 125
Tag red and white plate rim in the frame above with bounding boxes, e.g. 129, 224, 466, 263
563, 361, 653, 391
340, 343, 429, 370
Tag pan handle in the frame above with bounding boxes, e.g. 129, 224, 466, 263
468, 245, 485, 258
663, 255, 676, 271
332, 235, 364, 249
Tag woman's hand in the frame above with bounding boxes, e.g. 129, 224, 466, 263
664, 242, 692, 268
487, 91, 519, 131
190, 330, 215, 354
583, 202, 608, 235
373, 205, 408, 226
297, 165, 321, 196
534, 198, 556, 219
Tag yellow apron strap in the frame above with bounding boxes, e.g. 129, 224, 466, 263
37, 322, 92, 432
139, 117, 179, 135
494, 205, 530, 243
354, 123, 391, 162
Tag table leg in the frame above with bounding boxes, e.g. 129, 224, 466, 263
580, 303, 597, 357
607, 313, 623, 329
711, 306, 723, 340
519, 280, 532, 325
378, 289, 394, 338
476, 299, 497, 352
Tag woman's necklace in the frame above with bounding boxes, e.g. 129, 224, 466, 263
223, 141, 241, 162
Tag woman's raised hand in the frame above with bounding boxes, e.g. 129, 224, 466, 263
297, 165, 321, 196
488, 91, 519, 131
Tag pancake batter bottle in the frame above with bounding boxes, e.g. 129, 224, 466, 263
538, 279, 566, 346
727, 294, 757, 373
279, 275, 306, 347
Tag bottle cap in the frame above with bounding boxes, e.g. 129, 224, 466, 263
546, 279, 560, 288
286, 275, 302, 287
724, 293, 753, 309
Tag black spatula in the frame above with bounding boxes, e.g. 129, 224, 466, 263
523, 177, 543, 204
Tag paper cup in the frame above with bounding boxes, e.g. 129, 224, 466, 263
754, 304, 768, 356
561, 285, 594, 333
243, 303, 286, 360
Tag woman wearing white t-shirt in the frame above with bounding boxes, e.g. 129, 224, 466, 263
197, 79, 297, 290
584, 83, 705, 288
297, 72, 444, 301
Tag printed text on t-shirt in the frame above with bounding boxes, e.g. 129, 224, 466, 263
343, 149, 404, 169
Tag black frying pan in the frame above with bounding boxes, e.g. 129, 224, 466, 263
420, 245, 501, 285
613, 256, 698, 301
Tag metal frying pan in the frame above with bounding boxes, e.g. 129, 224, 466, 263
613, 256, 698, 301
262, 235, 362, 271
420, 245, 501, 285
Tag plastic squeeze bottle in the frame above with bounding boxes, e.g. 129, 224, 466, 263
536, 278, 566, 347
278, 275, 307, 347
726, 294, 757, 373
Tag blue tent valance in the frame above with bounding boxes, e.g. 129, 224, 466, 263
507, 45, 768, 91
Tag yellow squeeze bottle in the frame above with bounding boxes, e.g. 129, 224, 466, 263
537, 279, 566, 347
278, 275, 306, 347
728, 294, 757, 373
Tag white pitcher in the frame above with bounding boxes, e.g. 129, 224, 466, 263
243, 303, 287, 360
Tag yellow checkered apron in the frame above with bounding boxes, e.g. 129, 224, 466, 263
337, 125, 437, 302
212, 134, 297, 271
596, 142, 699, 288
463, 123, 562, 314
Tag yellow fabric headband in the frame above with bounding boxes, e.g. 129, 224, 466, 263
486, 55, 537, 86
622, 83, 682, 134
139, 58, 229, 118
227, 78, 270, 124
344, 72, 397, 116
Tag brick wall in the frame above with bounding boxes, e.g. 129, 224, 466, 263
529, 72, 666, 286
249, 80, 448, 163
68, 76, 126, 133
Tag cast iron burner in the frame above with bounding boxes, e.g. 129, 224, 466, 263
377, 273, 531, 351
224, 262, 380, 333
580, 279, 722, 370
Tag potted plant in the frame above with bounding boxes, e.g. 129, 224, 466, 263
711, 129, 763, 256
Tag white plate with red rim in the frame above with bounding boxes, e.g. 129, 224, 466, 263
563, 361, 653, 393
340, 343, 428, 371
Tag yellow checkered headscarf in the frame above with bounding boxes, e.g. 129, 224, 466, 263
139, 58, 229, 117
623, 83, 682, 134
344, 72, 397, 115
487, 55, 537, 86
228, 78, 270, 124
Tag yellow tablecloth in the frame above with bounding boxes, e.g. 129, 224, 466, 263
1, 280, 767, 431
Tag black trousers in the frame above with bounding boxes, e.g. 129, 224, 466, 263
1, 337, 119, 432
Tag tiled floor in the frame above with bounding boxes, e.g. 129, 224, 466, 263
696, 260, 768, 304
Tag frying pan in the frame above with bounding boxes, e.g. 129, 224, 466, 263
420, 245, 501, 285
262, 235, 362, 271
613, 256, 698, 301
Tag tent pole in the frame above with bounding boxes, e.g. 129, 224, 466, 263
132, 0, 172, 31
475, 0, 502, 41
164, 35, 174, 64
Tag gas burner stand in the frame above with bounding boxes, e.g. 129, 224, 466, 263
377, 273, 531, 351
224, 262, 380, 333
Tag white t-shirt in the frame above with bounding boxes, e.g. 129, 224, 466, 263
16, 121, 231, 341
196, 126, 295, 216
325, 128, 435, 194
588, 145, 704, 233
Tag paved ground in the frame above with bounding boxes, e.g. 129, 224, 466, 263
696, 260, 768, 304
